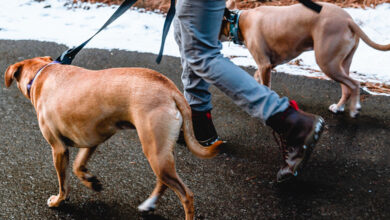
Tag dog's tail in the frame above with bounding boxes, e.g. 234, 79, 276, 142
348, 19, 390, 51
173, 93, 223, 159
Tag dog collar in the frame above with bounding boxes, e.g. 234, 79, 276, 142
27, 60, 60, 97
225, 9, 243, 45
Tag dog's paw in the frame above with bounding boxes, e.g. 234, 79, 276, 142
349, 110, 360, 118
47, 195, 64, 208
138, 196, 158, 212
355, 101, 362, 112
85, 176, 103, 192
349, 101, 361, 118
328, 104, 344, 114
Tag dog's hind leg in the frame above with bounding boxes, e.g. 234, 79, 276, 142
136, 108, 194, 219
73, 146, 102, 192
341, 37, 361, 117
328, 37, 360, 116
145, 152, 194, 220
315, 34, 360, 117
138, 179, 168, 212
319, 61, 360, 117
339, 75, 360, 118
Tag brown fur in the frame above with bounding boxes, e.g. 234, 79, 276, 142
4, 56, 223, 220
221, 2, 390, 118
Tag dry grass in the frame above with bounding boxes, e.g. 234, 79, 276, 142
73, 0, 390, 9
230, 0, 390, 9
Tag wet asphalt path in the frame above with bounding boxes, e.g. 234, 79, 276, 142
0, 40, 389, 219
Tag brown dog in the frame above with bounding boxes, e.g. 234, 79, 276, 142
4, 56, 222, 220
221, 2, 390, 118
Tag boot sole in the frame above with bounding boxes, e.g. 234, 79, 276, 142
292, 116, 325, 177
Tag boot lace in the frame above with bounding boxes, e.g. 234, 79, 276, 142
271, 100, 299, 163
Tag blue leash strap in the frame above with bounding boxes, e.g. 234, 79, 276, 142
156, 0, 175, 64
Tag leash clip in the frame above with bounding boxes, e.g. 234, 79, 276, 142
56, 47, 76, 65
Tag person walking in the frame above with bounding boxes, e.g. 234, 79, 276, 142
173, 0, 325, 182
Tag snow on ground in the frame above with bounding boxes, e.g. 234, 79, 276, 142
0, 0, 389, 95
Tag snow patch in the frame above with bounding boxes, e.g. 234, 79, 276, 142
0, 0, 389, 95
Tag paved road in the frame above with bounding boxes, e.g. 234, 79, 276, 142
0, 40, 389, 219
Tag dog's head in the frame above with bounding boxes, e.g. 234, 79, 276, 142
220, 9, 240, 42
4, 56, 53, 98
219, 8, 235, 42
219, 18, 231, 42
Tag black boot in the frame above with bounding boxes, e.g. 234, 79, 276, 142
266, 101, 325, 183
177, 109, 220, 146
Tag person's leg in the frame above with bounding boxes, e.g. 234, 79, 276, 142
174, 15, 219, 145
174, 18, 213, 112
175, 0, 325, 182
175, 0, 289, 120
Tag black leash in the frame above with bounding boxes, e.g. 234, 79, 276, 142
56, 0, 175, 65
56, 0, 318, 65
156, 0, 175, 64
56, 0, 138, 64
298, 0, 322, 13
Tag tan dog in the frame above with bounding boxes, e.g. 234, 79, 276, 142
221, 2, 390, 118
4, 56, 222, 220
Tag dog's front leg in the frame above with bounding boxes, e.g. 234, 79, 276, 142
47, 143, 69, 207
254, 69, 262, 84
249, 45, 272, 87
259, 64, 272, 88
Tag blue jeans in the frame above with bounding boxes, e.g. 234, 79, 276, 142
173, 0, 289, 121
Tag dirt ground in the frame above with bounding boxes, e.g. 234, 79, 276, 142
1, 39, 389, 219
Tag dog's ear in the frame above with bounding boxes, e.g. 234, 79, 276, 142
40, 56, 53, 62
224, 8, 229, 18
226, 0, 236, 9
219, 19, 230, 39
4, 62, 23, 88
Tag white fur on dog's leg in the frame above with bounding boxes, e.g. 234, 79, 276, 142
47, 197, 53, 207
47, 195, 61, 207
138, 196, 158, 212
349, 110, 359, 118
356, 100, 361, 110
328, 104, 344, 114
349, 100, 361, 118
